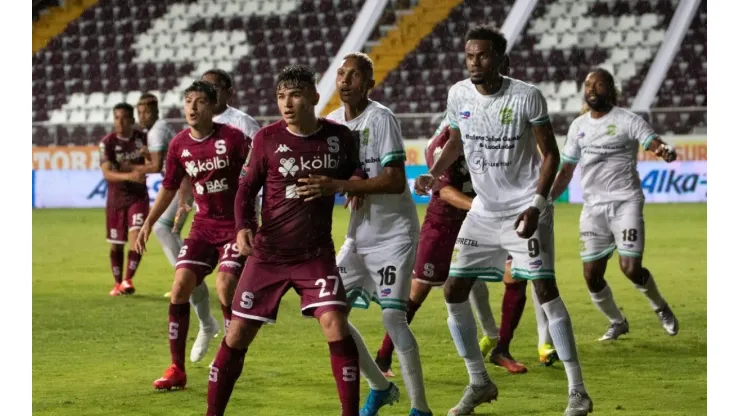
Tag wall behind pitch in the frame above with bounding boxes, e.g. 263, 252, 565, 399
33, 170, 163, 208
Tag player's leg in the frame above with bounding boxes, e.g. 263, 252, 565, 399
469, 280, 498, 353
581, 204, 628, 340
152, 193, 185, 267
208, 258, 285, 416
489, 259, 528, 374
366, 242, 431, 414
336, 241, 395, 403
120, 201, 148, 294
105, 207, 126, 296
296, 255, 360, 416
508, 206, 593, 415
613, 201, 678, 335
446, 213, 501, 415
531, 281, 558, 366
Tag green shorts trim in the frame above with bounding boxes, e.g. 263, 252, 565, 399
449, 267, 505, 279
618, 249, 643, 258
581, 245, 617, 262
510, 268, 556, 280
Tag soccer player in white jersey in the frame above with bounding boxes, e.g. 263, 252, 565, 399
550, 69, 679, 341
299, 52, 431, 416
167, 69, 262, 363
415, 26, 592, 416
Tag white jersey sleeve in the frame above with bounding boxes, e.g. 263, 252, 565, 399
629, 114, 658, 150
242, 115, 261, 139
375, 112, 406, 166
147, 119, 173, 152
446, 86, 461, 130
524, 87, 550, 126
561, 120, 582, 164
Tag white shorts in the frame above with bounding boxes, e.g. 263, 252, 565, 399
580, 200, 644, 262
449, 207, 556, 281
156, 192, 191, 234
337, 240, 416, 311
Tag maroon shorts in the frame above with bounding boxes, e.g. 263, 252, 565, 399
106, 200, 149, 244
175, 237, 245, 284
231, 254, 347, 324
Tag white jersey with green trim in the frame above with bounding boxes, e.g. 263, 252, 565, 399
562, 106, 656, 205
446, 77, 551, 218
213, 106, 260, 138
146, 119, 176, 153
327, 100, 419, 253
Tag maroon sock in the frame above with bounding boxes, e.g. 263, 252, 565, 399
329, 336, 360, 416
221, 303, 232, 333
207, 339, 247, 416
376, 299, 421, 361
125, 250, 142, 280
110, 249, 123, 284
497, 280, 527, 352
168, 303, 190, 371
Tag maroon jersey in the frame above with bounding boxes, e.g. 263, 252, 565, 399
424, 125, 475, 224
99, 130, 149, 209
235, 119, 362, 264
162, 123, 251, 241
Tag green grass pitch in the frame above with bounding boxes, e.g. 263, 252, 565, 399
32, 204, 706, 415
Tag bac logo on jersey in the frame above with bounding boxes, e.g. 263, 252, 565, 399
275, 144, 292, 153
285, 184, 299, 199
181, 149, 192, 158
205, 178, 229, 193
460, 111, 471, 120
279, 158, 299, 177
215, 139, 227, 155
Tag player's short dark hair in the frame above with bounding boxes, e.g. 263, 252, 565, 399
343, 52, 374, 80
202, 68, 233, 89
465, 25, 507, 56
113, 102, 134, 118
590, 68, 620, 106
276, 64, 318, 92
184, 81, 218, 103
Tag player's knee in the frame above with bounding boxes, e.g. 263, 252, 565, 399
215, 273, 239, 304
619, 258, 645, 284
110, 244, 124, 252
152, 221, 173, 239
171, 269, 197, 303
127, 229, 139, 246
444, 277, 474, 303
318, 310, 349, 341
532, 279, 560, 304
381, 308, 416, 352
225, 317, 261, 349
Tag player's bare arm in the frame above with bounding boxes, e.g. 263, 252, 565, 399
234, 138, 264, 256
439, 185, 473, 211
101, 160, 146, 183
296, 161, 406, 201
414, 128, 462, 194
133, 148, 164, 174
550, 162, 577, 201
514, 122, 560, 239
134, 187, 178, 253
172, 177, 193, 231
647, 137, 677, 162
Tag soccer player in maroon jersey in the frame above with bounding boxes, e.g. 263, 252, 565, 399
99, 102, 149, 296
133, 81, 252, 391
206, 65, 362, 416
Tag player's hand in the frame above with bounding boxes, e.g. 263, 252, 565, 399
236, 228, 255, 256
514, 207, 540, 239
343, 175, 364, 211
296, 175, 343, 202
173, 203, 192, 233
414, 174, 436, 195
134, 222, 152, 254
656, 144, 677, 163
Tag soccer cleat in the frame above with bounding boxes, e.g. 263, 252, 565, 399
598, 318, 629, 341
360, 382, 400, 416
410, 408, 433, 416
190, 317, 220, 363
120, 279, 135, 295
109, 283, 122, 296
447, 381, 498, 416
490, 351, 528, 374
375, 352, 395, 378
564, 390, 593, 416
479, 335, 497, 357
656, 305, 679, 336
153, 364, 187, 391
538, 343, 559, 367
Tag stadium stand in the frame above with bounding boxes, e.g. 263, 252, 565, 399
32, 0, 706, 145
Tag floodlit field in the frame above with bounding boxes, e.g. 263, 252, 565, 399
32, 204, 706, 416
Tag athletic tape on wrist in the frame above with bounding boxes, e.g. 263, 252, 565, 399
532, 194, 546, 212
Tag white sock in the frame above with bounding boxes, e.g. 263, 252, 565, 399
190, 282, 214, 328
469, 280, 499, 339
531, 284, 552, 347
635, 272, 667, 312
541, 296, 586, 394
153, 222, 183, 267
590, 284, 625, 324
446, 301, 491, 386
382, 308, 429, 411
347, 321, 391, 391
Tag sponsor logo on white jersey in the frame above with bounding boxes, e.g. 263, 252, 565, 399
184, 156, 230, 177
181, 149, 192, 158
275, 144, 292, 153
